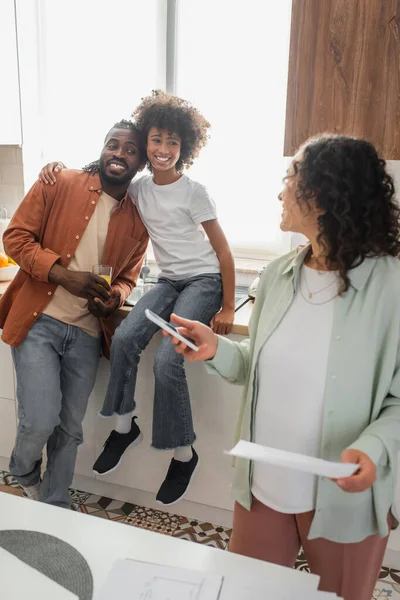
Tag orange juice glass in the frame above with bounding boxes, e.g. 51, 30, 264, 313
92, 265, 112, 285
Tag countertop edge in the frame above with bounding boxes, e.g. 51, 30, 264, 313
0, 279, 252, 337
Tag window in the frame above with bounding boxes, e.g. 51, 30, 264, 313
20, 0, 293, 257
175, 0, 293, 256
39, 0, 159, 169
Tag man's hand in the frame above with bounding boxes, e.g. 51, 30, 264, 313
49, 264, 110, 301
88, 290, 121, 318
333, 449, 376, 493
210, 307, 234, 335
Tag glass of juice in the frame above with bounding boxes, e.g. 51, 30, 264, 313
92, 265, 112, 285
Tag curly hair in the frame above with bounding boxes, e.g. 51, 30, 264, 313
83, 119, 145, 173
291, 134, 400, 292
132, 90, 210, 172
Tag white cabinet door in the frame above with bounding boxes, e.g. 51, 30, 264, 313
0, 0, 22, 145
0, 339, 15, 401
0, 397, 16, 459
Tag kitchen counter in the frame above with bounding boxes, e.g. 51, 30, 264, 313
117, 300, 252, 336
0, 278, 253, 336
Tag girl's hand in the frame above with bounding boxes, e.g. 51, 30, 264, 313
162, 313, 219, 361
334, 449, 376, 493
38, 161, 65, 185
210, 307, 235, 335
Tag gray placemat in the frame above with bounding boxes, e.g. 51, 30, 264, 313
0, 530, 93, 600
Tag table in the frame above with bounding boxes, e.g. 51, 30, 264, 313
0, 492, 319, 598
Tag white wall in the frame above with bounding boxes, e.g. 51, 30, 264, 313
387, 161, 400, 195
0, 146, 24, 218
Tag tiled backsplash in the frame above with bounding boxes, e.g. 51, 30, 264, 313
0, 146, 24, 218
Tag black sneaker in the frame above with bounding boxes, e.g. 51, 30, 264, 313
156, 447, 199, 506
93, 417, 142, 475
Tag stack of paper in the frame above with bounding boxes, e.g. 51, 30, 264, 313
97, 559, 343, 600
96, 559, 223, 600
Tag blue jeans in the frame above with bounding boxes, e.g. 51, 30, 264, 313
10, 315, 101, 507
101, 274, 223, 449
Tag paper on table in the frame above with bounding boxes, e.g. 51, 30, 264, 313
226, 440, 359, 479
0, 547, 78, 600
221, 579, 342, 600
96, 558, 223, 600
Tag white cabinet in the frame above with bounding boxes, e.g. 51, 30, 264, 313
0, 0, 22, 145
0, 338, 15, 401
0, 397, 16, 459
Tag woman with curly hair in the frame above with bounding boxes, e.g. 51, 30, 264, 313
164, 135, 400, 600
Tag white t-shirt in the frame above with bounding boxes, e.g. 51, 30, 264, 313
128, 174, 220, 280
252, 265, 339, 513
43, 191, 117, 337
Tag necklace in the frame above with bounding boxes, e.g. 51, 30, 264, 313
303, 271, 338, 299
300, 268, 339, 304
300, 285, 339, 305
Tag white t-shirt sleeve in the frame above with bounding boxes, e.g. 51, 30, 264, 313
128, 176, 142, 206
189, 183, 218, 225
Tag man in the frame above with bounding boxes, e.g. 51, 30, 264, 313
0, 120, 148, 507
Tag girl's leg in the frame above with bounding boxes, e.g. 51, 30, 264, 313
93, 280, 179, 475
152, 274, 222, 450
152, 274, 222, 505
101, 279, 179, 417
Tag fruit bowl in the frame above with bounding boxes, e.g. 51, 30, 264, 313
0, 265, 19, 281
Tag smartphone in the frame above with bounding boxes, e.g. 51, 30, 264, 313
145, 309, 199, 352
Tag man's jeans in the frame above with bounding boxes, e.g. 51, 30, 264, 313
101, 274, 223, 449
10, 314, 101, 507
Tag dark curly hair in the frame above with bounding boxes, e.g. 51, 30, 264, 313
291, 134, 400, 292
132, 90, 210, 172
83, 119, 145, 173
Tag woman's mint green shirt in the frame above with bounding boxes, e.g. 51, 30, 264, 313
207, 247, 400, 543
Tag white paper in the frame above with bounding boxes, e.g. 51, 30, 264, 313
220, 580, 341, 600
226, 440, 358, 479
0, 547, 78, 600
96, 558, 223, 600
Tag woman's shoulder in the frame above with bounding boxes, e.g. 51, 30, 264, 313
263, 248, 303, 278
372, 255, 400, 287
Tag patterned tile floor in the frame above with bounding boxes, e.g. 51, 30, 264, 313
1, 470, 399, 598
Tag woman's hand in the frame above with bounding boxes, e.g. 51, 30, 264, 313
38, 161, 65, 185
334, 449, 376, 493
210, 307, 234, 335
163, 314, 219, 361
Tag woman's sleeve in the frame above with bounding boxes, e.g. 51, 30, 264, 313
205, 335, 251, 385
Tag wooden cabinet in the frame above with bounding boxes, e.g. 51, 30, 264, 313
0, 0, 22, 145
284, 0, 400, 159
